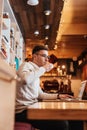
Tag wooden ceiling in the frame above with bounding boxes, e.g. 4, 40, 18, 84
9, 0, 87, 59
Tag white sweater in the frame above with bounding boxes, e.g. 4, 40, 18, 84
16, 61, 58, 113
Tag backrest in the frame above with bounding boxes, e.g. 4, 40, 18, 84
14, 122, 35, 130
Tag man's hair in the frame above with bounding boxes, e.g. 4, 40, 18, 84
32, 45, 48, 54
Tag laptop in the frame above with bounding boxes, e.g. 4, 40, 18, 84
42, 80, 87, 102
62, 80, 87, 101
77, 80, 87, 100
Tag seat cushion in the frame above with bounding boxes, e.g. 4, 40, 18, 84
14, 122, 34, 130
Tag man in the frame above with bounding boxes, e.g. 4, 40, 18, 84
15, 45, 72, 130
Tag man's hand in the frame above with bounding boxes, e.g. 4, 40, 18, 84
43, 62, 54, 72
58, 94, 74, 99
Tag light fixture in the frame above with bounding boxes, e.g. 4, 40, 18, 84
44, 25, 50, 29
45, 44, 48, 48
27, 0, 39, 6
54, 44, 58, 50
44, 10, 51, 15
45, 36, 49, 40
34, 30, 39, 36
62, 65, 66, 69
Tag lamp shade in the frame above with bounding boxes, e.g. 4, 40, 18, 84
27, 0, 39, 6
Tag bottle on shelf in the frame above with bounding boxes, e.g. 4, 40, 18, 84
59, 79, 64, 93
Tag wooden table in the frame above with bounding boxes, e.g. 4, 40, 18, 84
27, 101, 87, 130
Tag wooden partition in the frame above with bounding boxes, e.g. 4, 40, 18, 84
0, 59, 16, 130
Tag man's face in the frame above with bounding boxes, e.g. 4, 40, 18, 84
33, 50, 50, 67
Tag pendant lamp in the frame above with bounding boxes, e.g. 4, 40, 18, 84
27, 0, 39, 6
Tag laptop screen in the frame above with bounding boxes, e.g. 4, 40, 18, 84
78, 80, 87, 99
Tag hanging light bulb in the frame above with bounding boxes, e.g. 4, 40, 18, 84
44, 25, 50, 29
45, 44, 48, 48
54, 44, 58, 50
44, 10, 51, 15
27, 0, 39, 6
45, 36, 48, 40
34, 30, 39, 36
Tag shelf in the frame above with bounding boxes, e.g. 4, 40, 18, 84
2, 35, 9, 45
41, 75, 66, 78
0, 50, 7, 59
0, 0, 25, 67
10, 47, 15, 56
2, 18, 10, 30
2, 21, 8, 30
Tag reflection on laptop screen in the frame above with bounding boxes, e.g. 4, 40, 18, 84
78, 80, 87, 99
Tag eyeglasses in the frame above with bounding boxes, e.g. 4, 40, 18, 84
36, 53, 50, 59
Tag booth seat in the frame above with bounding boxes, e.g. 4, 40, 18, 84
14, 122, 35, 130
